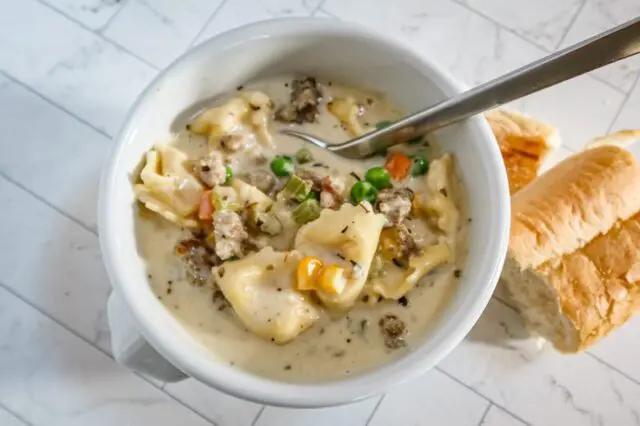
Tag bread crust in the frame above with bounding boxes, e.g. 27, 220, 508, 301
486, 109, 559, 194
509, 145, 640, 270
505, 144, 640, 352
585, 129, 640, 151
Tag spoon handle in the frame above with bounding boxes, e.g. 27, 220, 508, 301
335, 16, 640, 157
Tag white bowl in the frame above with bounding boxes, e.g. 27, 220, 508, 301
98, 18, 510, 408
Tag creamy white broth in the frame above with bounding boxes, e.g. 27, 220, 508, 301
134, 76, 469, 382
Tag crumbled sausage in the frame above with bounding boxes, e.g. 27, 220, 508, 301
194, 151, 227, 188
275, 77, 323, 124
320, 191, 339, 209
243, 170, 277, 194
395, 222, 418, 258
175, 239, 218, 286
213, 211, 248, 260
376, 188, 414, 226
317, 175, 345, 208
378, 314, 407, 349
220, 134, 253, 152
296, 168, 327, 192
322, 175, 345, 195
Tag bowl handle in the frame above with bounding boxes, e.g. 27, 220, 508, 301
108, 289, 188, 382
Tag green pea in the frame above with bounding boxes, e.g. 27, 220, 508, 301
365, 166, 391, 190
412, 156, 429, 177
295, 148, 313, 164
375, 120, 394, 130
225, 165, 233, 183
270, 155, 294, 177
350, 181, 378, 205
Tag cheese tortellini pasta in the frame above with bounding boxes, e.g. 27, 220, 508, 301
295, 202, 386, 310
367, 154, 460, 301
327, 97, 366, 137
134, 144, 203, 228
190, 91, 275, 148
415, 154, 459, 235
213, 247, 320, 344
369, 241, 452, 300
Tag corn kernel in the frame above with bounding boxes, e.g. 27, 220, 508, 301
319, 265, 347, 295
296, 256, 323, 291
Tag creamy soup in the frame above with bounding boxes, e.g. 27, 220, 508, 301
133, 76, 469, 382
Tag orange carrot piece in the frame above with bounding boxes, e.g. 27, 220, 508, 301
384, 152, 412, 180
198, 190, 213, 221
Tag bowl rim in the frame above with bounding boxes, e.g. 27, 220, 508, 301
98, 17, 510, 408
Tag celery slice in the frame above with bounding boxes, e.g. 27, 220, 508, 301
280, 175, 311, 202
292, 199, 321, 225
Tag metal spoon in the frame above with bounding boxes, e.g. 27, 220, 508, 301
281, 16, 640, 159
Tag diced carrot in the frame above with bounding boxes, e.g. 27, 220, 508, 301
384, 152, 412, 180
198, 190, 213, 221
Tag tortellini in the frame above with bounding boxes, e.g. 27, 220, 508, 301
369, 154, 459, 301
189, 91, 275, 148
327, 97, 366, 137
295, 202, 386, 310
414, 154, 459, 235
213, 247, 320, 344
134, 144, 203, 228
368, 240, 452, 300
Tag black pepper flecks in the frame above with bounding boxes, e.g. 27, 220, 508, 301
284, 364, 292, 370
236, 85, 244, 91
398, 296, 409, 307
454, 269, 462, 278
341, 225, 349, 234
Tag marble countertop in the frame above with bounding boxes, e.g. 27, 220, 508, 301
1, 0, 639, 425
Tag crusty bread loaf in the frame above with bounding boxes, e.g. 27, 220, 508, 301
502, 144, 640, 352
486, 109, 560, 194
584, 129, 640, 151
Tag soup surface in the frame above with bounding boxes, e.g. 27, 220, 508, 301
134, 76, 469, 382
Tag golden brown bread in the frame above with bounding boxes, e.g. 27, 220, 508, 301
486, 109, 559, 194
510, 145, 640, 270
502, 144, 640, 352
585, 129, 640, 151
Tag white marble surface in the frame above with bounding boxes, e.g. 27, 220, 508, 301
1, 0, 639, 425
